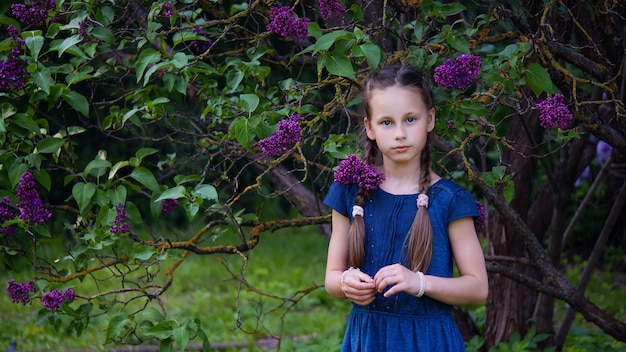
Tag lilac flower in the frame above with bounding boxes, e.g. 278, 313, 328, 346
535, 93, 573, 129
161, 198, 179, 214
191, 27, 212, 54
16, 172, 51, 225
474, 200, 486, 231
0, 197, 19, 236
10, 0, 56, 26
266, 6, 310, 39
447, 120, 457, 130
433, 54, 482, 89
6, 279, 37, 305
596, 140, 611, 165
159, 2, 173, 17
41, 288, 76, 311
319, 0, 345, 19
334, 154, 384, 191
0, 35, 28, 92
111, 204, 129, 234
258, 114, 302, 157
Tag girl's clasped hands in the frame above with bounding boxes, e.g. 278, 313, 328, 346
342, 263, 422, 305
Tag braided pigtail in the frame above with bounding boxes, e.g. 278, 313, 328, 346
405, 134, 434, 272
348, 139, 380, 268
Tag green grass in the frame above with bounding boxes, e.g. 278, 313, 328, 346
0, 226, 351, 351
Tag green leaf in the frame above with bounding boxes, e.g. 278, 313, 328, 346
72, 182, 97, 215
135, 49, 161, 84
32, 66, 53, 95
57, 35, 83, 58
106, 312, 130, 343
84, 158, 112, 178
239, 93, 260, 113
130, 167, 161, 193
109, 161, 130, 180
135, 148, 158, 162
359, 43, 382, 69
229, 116, 256, 151
155, 186, 186, 202
192, 184, 218, 201
24, 35, 45, 61
313, 30, 351, 54
324, 53, 355, 79
131, 243, 156, 261
62, 90, 90, 117
173, 325, 190, 352
144, 321, 175, 339
525, 63, 554, 96
35, 137, 65, 154
142, 307, 166, 322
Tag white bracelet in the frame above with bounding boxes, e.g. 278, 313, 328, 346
414, 271, 425, 297
341, 267, 359, 290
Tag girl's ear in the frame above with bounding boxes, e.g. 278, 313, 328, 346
427, 108, 436, 133
364, 117, 375, 140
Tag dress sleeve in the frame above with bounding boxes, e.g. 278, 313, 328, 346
323, 182, 357, 218
448, 188, 480, 223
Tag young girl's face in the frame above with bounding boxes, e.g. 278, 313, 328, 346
364, 85, 435, 165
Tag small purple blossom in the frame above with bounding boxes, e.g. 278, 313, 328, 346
191, 27, 213, 54
258, 114, 302, 157
6, 279, 37, 305
10, 0, 56, 26
319, 0, 345, 19
111, 204, 129, 234
433, 54, 482, 89
0, 197, 19, 236
266, 6, 310, 39
334, 154, 384, 191
447, 120, 457, 130
474, 201, 486, 231
162, 198, 179, 214
41, 288, 75, 311
535, 93, 573, 129
16, 172, 51, 225
0, 29, 29, 92
159, 2, 174, 17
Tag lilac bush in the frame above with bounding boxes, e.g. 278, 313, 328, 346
535, 93, 573, 129
433, 54, 482, 89
266, 6, 309, 39
41, 288, 75, 311
6, 279, 37, 305
319, 0, 345, 19
16, 172, 52, 225
258, 114, 302, 157
334, 154, 384, 191
10, 0, 56, 26
0, 26, 28, 92
111, 204, 129, 234
162, 198, 179, 214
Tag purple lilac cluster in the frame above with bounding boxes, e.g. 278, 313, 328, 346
433, 54, 482, 89
191, 27, 213, 54
0, 197, 19, 236
16, 172, 52, 225
10, 0, 56, 26
0, 26, 28, 92
111, 204, 129, 234
41, 288, 75, 311
6, 279, 37, 305
474, 200, 486, 231
334, 154, 384, 191
266, 6, 310, 40
159, 2, 174, 17
161, 198, 179, 214
258, 114, 302, 157
535, 93, 573, 129
319, 0, 345, 19
447, 120, 457, 130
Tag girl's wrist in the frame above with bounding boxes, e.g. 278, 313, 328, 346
413, 271, 425, 297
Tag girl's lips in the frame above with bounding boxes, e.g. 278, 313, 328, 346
394, 146, 409, 152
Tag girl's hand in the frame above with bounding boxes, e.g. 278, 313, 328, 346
374, 263, 422, 298
342, 270, 376, 305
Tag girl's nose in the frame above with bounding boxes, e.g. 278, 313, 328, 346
395, 126, 406, 139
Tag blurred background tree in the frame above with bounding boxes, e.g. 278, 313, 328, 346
0, 0, 624, 350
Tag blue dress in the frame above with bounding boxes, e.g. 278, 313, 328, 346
324, 179, 479, 352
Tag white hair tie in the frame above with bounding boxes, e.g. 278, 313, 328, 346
352, 205, 364, 217
417, 194, 429, 208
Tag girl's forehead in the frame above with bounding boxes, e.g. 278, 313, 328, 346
368, 86, 426, 104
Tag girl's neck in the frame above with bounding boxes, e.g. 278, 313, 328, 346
379, 166, 441, 195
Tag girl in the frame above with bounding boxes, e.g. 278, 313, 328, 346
324, 65, 488, 351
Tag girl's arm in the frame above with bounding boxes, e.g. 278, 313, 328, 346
374, 217, 488, 305
424, 217, 488, 305
324, 210, 376, 303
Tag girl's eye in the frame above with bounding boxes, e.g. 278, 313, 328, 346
382, 120, 392, 126
406, 117, 415, 123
